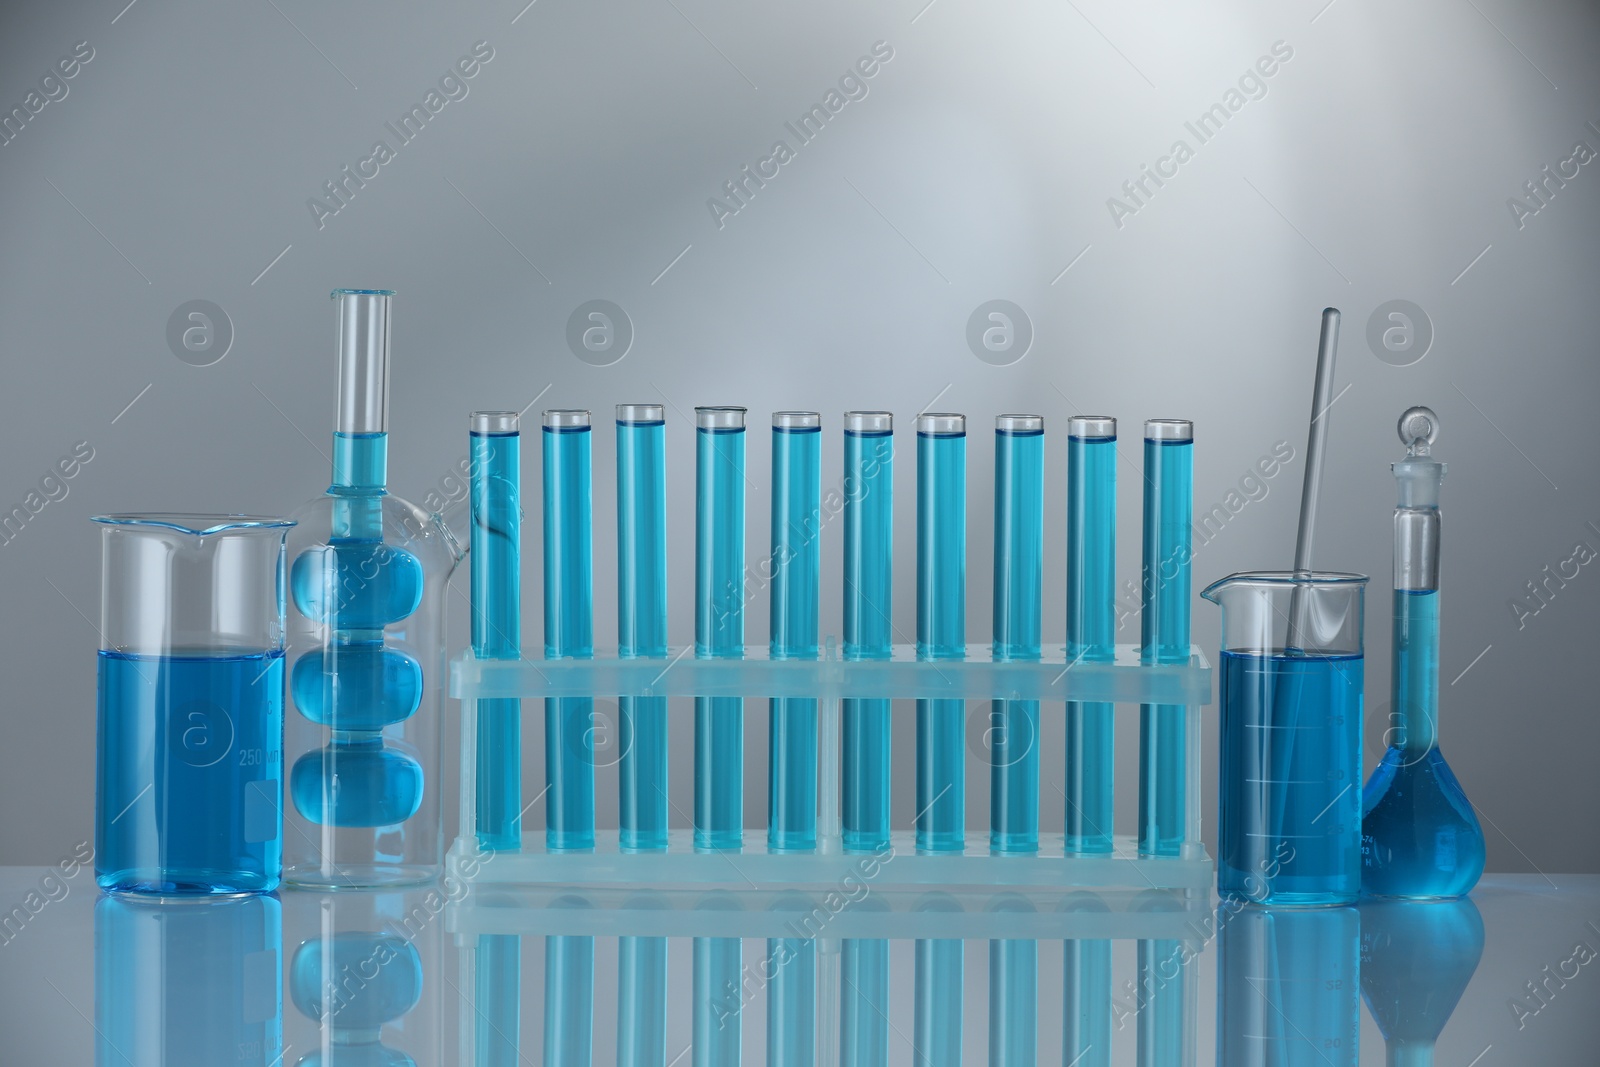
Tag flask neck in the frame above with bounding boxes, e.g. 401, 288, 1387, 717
1390, 588, 1441, 752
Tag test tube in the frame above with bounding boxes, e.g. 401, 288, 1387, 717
695, 406, 747, 851
544, 927, 595, 1066
693, 898, 743, 1067
913, 896, 963, 1067
991, 414, 1044, 854
1140, 419, 1193, 857
840, 933, 889, 1066
841, 412, 894, 853
770, 411, 822, 853
1066, 416, 1117, 855
617, 917, 667, 1067
1063, 893, 1113, 1067
470, 412, 522, 851
767, 930, 817, 1067
543, 409, 595, 851
916, 413, 967, 854
617, 404, 669, 852
988, 909, 1038, 1066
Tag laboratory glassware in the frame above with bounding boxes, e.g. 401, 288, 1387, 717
842, 411, 894, 854
1202, 571, 1367, 905
544, 408, 596, 851
94, 512, 293, 896
1360, 896, 1484, 1064
1062, 892, 1112, 1067
471, 411, 521, 851
1135, 891, 1196, 1067
285, 289, 463, 888
770, 411, 822, 853
96, 893, 282, 1064
914, 895, 964, 1066
841, 916, 890, 1066
991, 415, 1044, 854
1066, 416, 1117, 855
696, 406, 748, 851
1140, 419, 1193, 857
617, 404, 669, 852
988, 897, 1039, 1065
546, 920, 596, 1066
768, 914, 818, 1067
1361, 406, 1486, 900
916, 413, 967, 854
618, 911, 669, 1067
1217, 903, 1360, 1066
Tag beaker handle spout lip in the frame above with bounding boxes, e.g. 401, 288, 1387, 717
93, 513, 297, 536
1201, 570, 1370, 603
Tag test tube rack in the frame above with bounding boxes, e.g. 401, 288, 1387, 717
447, 642, 1211, 896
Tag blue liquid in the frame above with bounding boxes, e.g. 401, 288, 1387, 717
770, 422, 821, 853
988, 896, 1038, 1066
1218, 905, 1360, 1067
472, 426, 522, 851
1361, 590, 1486, 900
1066, 432, 1116, 854
290, 931, 422, 1036
916, 426, 966, 853
291, 431, 427, 835
767, 935, 816, 1067
1063, 894, 1112, 1067
1137, 936, 1188, 1067
842, 427, 893, 853
913, 935, 963, 1066
544, 422, 596, 851
1219, 650, 1364, 905
618, 415, 670, 852
618, 933, 668, 1067
840, 935, 889, 1066
694, 931, 742, 1067
696, 423, 746, 851
992, 426, 1042, 854
544, 933, 595, 1067
476, 934, 522, 1067
1140, 436, 1192, 857
96, 893, 282, 1064
97, 649, 283, 895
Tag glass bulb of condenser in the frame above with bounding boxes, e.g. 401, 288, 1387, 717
1139, 419, 1193, 857
470, 412, 523, 851
616, 404, 670, 852
841, 411, 894, 854
1065, 417, 1117, 855
542, 409, 596, 851
916, 413, 967, 854
991, 415, 1044, 854
769, 412, 822, 853
1361, 406, 1485, 900
695, 406, 748, 851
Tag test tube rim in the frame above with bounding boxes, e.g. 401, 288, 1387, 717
916, 412, 966, 437
543, 409, 592, 431
995, 413, 1044, 435
696, 405, 748, 431
772, 410, 822, 432
1068, 415, 1116, 440
1144, 418, 1193, 442
843, 410, 893, 435
470, 411, 520, 435
329, 288, 396, 298
616, 403, 665, 425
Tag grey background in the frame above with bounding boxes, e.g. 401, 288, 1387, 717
1, 0, 1596, 872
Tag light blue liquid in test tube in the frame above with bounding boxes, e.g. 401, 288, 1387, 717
695, 407, 747, 852
842, 412, 894, 853
914, 895, 963, 1067
618, 911, 668, 1067
617, 404, 670, 852
991, 415, 1043, 854
475, 933, 521, 1067
988, 896, 1038, 1067
1140, 420, 1193, 857
1066, 417, 1117, 855
544, 410, 595, 851
693, 896, 742, 1067
770, 412, 821, 853
767, 918, 817, 1067
544, 924, 595, 1067
916, 413, 966, 854
1062, 892, 1113, 1067
471, 412, 522, 851
840, 922, 889, 1066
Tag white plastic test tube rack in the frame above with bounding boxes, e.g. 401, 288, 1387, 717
447, 641, 1211, 895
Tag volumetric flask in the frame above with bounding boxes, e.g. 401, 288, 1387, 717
1202, 571, 1366, 906
94, 513, 294, 895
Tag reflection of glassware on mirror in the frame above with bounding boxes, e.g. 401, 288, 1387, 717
988, 895, 1038, 1065
544, 897, 595, 1067
1360, 897, 1484, 1067
285, 290, 463, 888
1203, 571, 1367, 906
94, 513, 293, 895
290, 931, 422, 1067
913, 893, 963, 1067
1217, 903, 1359, 1066
1361, 408, 1485, 901
1062, 891, 1112, 1067
96, 893, 283, 1064
1135, 890, 1197, 1067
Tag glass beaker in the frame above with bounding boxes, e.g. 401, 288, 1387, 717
1202, 571, 1366, 906
94, 513, 294, 895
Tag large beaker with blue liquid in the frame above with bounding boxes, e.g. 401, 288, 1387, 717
1202, 571, 1367, 906
283, 290, 464, 888
94, 513, 294, 896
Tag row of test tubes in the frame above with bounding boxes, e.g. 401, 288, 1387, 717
469, 406, 1194, 858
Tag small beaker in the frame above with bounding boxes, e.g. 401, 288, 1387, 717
1201, 571, 1366, 906
94, 514, 294, 895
